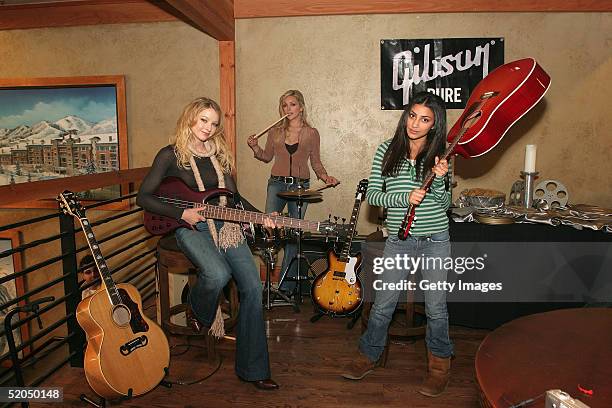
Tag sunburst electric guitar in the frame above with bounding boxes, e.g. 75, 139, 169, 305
58, 191, 170, 399
311, 179, 367, 316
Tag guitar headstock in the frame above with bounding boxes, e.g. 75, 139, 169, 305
355, 179, 368, 200
57, 190, 85, 219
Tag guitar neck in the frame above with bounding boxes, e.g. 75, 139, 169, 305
418, 93, 493, 191
159, 197, 323, 232
339, 197, 362, 262
418, 126, 467, 191
199, 204, 322, 231
76, 217, 122, 306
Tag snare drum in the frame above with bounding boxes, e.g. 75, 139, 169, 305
245, 224, 289, 249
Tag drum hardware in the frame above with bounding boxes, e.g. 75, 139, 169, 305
259, 246, 298, 312
274, 187, 328, 312
276, 189, 322, 199
246, 224, 289, 249
246, 223, 296, 310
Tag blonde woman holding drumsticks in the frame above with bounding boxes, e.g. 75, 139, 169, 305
247, 90, 339, 296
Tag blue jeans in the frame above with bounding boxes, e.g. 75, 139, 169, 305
175, 221, 270, 381
265, 177, 310, 294
359, 231, 454, 360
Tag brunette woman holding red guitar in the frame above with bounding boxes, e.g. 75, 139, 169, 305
342, 91, 453, 397
136, 97, 279, 390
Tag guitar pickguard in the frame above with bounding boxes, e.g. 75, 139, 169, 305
343, 256, 358, 285
118, 288, 149, 334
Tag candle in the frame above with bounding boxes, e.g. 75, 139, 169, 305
524, 144, 537, 173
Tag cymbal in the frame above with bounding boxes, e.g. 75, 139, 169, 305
277, 189, 323, 199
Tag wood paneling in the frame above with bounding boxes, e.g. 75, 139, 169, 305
3, 0, 607, 32
219, 41, 237, 173
234, 0, 612, 18
0, 0, 177, 31
164, 0, 234, 40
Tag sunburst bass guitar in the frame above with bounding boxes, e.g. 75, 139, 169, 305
58, 191, 170, 399
311, 180, 367, 316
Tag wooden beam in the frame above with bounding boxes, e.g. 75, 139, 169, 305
219, 41, 237, 174
234, 0, 612, 18
0, 0, 177, 31
163, 0, 234, 40
0, 168, 150, 206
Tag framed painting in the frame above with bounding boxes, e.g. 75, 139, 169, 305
0, 229, 30, 365
0, 75, 128, 208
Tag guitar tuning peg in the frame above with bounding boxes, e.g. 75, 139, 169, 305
333, 216, 339, 222
342, 218, 346, 224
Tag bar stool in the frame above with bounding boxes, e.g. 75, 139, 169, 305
156, 233, 239, 362
360, 231, 426, 366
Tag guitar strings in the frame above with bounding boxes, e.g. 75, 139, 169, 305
153, 196, 322, 228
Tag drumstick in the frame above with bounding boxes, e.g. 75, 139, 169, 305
311, 182, 341, 193
253, 114, 289, 139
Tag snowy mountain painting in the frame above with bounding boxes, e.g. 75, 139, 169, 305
0, 84, 122, 200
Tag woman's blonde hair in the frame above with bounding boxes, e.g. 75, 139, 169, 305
171, 97, 234, 172
277, 89, 311, 129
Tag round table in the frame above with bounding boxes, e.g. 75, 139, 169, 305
476, 308, 612, 407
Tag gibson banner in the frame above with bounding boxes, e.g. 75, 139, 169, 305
381, 38, 504, 110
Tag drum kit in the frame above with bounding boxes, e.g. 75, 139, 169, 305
247, 185, 329, 312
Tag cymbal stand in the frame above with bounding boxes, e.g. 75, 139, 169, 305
276, 193, 314, 312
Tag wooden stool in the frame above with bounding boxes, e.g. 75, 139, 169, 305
156, 233, 239, 362
360, 231, 426, 366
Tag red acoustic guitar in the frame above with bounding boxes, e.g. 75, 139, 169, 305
398, 58, 551, 239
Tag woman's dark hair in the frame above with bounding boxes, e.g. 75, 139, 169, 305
381, 91, 447, 180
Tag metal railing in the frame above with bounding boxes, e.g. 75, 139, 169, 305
0, 187, 157, 403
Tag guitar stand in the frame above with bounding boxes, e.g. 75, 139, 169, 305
309, 305, 362, 329
80, 394, 107, 408
79, 368, 171, 407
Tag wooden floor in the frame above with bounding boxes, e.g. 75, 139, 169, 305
35, 304, 488, 407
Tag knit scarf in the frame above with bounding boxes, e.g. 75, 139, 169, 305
188, 140, 244, 338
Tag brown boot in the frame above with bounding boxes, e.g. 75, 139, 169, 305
418, 350, 451, 397
341, 352, 377, 380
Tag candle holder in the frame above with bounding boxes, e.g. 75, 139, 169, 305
520, 171, 539, 208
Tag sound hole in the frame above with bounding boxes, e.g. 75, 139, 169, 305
112, 305, 131, 326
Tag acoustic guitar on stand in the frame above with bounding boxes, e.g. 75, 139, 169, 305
311, 179, 367, 316
58, 191, 170, 399
398, 57, 551, 239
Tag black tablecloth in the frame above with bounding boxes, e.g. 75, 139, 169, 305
448, 221, 611, 329
301, 221, 610, 329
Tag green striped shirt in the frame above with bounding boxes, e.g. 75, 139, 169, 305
367, 139, 451, 236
